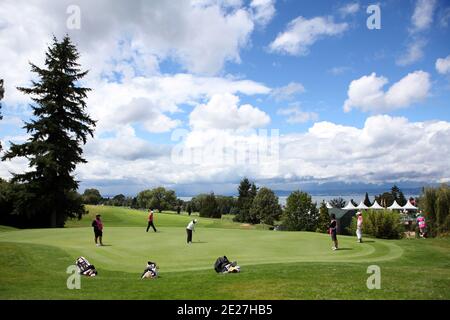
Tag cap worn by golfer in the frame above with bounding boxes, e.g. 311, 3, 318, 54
356, 211, 362, 216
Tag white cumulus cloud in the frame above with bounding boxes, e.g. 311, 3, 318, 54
436, 55, 450, 74
189, 93, 270, 130
343, 71, 431, 113
250, 0, 276, 26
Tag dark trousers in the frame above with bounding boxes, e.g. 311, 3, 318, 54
147, 221, 157, 232
186, 229, 193, 243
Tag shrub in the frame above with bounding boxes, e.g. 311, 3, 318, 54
348, 209, 404, 239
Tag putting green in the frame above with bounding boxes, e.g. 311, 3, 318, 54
0, 227, 403, 273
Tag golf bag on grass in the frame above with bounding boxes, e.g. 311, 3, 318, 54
76, 256, 98, 277
141, 261, 158, 279
214, 256, 240, 274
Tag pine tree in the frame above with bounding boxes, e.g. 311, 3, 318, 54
234, 178, 257, 223
398, 191, 407, 206
2, 36, 95, 228
391, 185, 400, 201
316, 202, 330, 233
0, 79, 4, 152
330, 197, 346, 208
363, 192, 371, 207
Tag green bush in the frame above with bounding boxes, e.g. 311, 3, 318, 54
348, 210, 404, 239
419, 184, 450, 237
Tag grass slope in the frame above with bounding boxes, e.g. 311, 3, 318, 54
0, 206, 449, 299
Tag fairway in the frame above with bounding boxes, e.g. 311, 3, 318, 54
1, 206, 449, 300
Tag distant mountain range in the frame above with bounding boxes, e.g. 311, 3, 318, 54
102, 181, 436, 198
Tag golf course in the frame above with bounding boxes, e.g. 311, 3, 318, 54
0, 205, 449, 300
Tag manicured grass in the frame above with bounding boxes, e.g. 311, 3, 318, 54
0, 206, 449, 299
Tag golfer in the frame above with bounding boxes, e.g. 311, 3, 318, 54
186, 219, 197, 244
92, 214, 104, 247
356, 211, 363, 243
146, 209, 157, 232
329, 214, 338, 250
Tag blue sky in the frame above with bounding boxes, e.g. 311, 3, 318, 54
1, 0, 450, 196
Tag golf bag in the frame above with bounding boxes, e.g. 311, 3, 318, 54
214, 256, 240, 274
76, 256, 98, 277
141, 261, 158, 279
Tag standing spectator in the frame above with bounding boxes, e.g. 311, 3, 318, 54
92, 214, 104, 246
146, 209, 157, 232
329, 214, 338, 250
186, 219, 197, 244
356, 211, 363, 243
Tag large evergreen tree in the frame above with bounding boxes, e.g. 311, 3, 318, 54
0, 79, 4, 152
2, 36, 95, 228
234, 178, 258, 223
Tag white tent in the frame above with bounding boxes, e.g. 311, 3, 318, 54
370, 200, 384, 210
343, 201, 357, 210
388, 200, 403, 210
326, 202, 333, 209
402, 199, 418, 210
356, 201, 369, 210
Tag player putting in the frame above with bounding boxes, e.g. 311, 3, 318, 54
186, 219, 197, 244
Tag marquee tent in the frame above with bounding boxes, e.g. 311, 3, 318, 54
370, 200, 384, 210
388, 200, 403, 210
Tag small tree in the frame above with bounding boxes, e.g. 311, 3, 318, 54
316, 202, 330, 233
363, 192, 371, 207
249, 187, 281, 225
282, 190, 318, 231
82, 188, 102, 205
330, 197, 346, 209
419, 184, 450, 236
398, 191, 407, 206
199, 192, 220, 218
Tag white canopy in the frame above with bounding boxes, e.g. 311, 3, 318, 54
326, 202, 333, 209
388, 200, 403, 210
343, 201, 357, 210
402, 200, 418, 210
356, 201, 369, 209
370, 200, 384, 210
